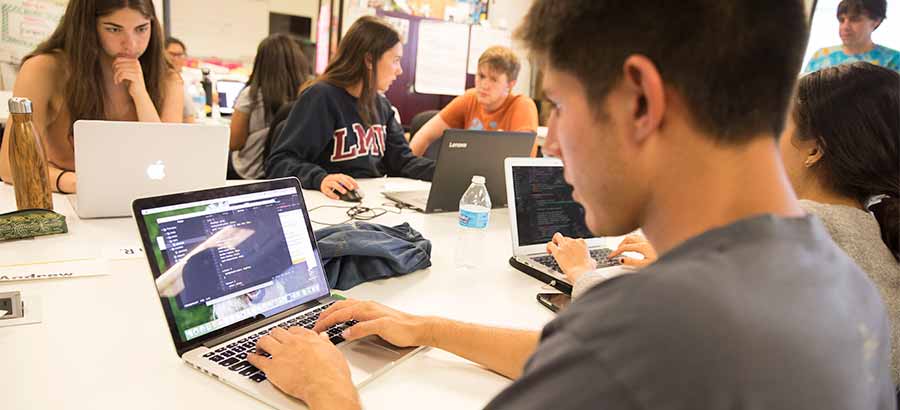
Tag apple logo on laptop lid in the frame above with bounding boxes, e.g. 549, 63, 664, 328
146, 160, 166, 180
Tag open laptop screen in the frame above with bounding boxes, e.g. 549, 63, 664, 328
216, 80, 246, 115
138, 184, 328, 342
512, 164, 593, 246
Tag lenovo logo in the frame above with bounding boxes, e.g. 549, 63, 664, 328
448, 142, 468, 149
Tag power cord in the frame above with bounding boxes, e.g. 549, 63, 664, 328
308, 203, 403, 226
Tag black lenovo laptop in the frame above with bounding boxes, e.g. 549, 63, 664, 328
383, 129, 535, 213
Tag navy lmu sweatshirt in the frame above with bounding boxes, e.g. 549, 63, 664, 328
266, 82, 435, 190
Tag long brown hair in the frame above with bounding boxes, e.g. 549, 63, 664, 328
245, 33, 311, 124
25, 0, 170, 135
309, 16, 400, 126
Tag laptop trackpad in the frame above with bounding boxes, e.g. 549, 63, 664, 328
340, 336, 416, 385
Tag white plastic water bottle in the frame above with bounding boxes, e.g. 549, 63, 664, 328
455, 176, 491, 269
190, 83, 206, 121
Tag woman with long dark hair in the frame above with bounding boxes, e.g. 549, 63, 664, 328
265, 16, 434, 199
0, 0, 183, 194
780, 61, 900, 382
229, 33, 311, 180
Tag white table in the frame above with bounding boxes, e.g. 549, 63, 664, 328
0, 177, 603, 410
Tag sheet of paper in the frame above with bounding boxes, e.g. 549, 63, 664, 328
467, 25, 512, 74
0, 259, 108, 283
101, 245, 146, 261
414, 20, 470, 96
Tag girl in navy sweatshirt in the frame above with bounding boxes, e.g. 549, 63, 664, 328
266, 16, 434, 199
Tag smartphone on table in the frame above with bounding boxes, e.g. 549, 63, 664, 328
536, 292, 571, 313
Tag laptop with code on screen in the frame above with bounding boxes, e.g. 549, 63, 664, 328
132, 177, 420, 409
505, 157, 627, 294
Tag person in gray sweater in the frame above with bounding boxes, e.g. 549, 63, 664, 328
553, 62, 900, 385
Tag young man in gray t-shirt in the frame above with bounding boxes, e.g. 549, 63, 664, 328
241, 1, 896, 409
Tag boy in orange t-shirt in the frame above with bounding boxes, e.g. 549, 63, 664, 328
410, 46, 540, 156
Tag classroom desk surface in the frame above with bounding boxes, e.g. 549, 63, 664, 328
0, 177, 615, 410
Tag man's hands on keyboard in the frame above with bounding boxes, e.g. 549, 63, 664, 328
249, 326, 361, 409
201, 302, 359, 388
546, 232, 602, 283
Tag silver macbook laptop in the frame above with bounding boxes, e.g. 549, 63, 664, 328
384, 129, 535, 213
132, 178, 420, 410
504, 157, 622, 294
70, 120, 229, 218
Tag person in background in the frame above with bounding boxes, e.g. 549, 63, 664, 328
553, 61, 900, 384
265, 16, 433, 200
247, 1, 895, 409
165, 37, 197, 123
228, 33, 311, 180
409, 46, 539, 157
0, 0, 183, 193
805, 0, 899, 72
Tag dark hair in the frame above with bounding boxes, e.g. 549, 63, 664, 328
515, 0, 809, 144
26, 0, 171, 138
245, 33, 311, 124
792, 62, 900, 260
165, 37, 186, 52
838, 0, 887, 29
308, 16, 400, 126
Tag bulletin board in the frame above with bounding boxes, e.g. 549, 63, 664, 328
0, 0, 66, 64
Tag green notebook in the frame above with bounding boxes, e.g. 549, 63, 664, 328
0, 209, 68, 241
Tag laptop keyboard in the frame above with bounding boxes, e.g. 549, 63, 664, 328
532, 248, 620, 274
200, 302, 357, 383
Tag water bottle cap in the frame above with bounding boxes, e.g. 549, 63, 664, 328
471, 175, 486, 184
8, 97, 33, 114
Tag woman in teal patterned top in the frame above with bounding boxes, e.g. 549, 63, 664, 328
806, 0, 900, 72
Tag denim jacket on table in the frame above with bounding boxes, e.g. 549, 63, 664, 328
314, 221, 432, 290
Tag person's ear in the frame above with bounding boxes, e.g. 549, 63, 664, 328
804, 144, 825, 168
621, 55, 665, 144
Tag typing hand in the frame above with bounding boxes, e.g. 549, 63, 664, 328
320, 174, 359, 200
313, 299, 432, 347
113, 57, 148, 99
608, 234, 657, 268
248, 327, 360, 409
547, 232, 596, 283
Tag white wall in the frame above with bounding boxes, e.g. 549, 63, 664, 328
168, 0, 319, 62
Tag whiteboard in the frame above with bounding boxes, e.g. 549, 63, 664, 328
467, 25, 511, 74
170, 0, 269, 61
414, 20, 469, 96
805, 0, 900, 69
0, 0, 66, 64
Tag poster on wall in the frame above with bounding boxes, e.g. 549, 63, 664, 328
0, 0, 66, 64
414, 20, 469, 96
467, 25, 511, 74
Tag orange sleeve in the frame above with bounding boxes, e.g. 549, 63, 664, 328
506, 96, 540, 156
508, 96, 539, 132
438, 91, 474, 129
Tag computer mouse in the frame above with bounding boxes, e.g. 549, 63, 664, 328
336, 189, 363, 202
